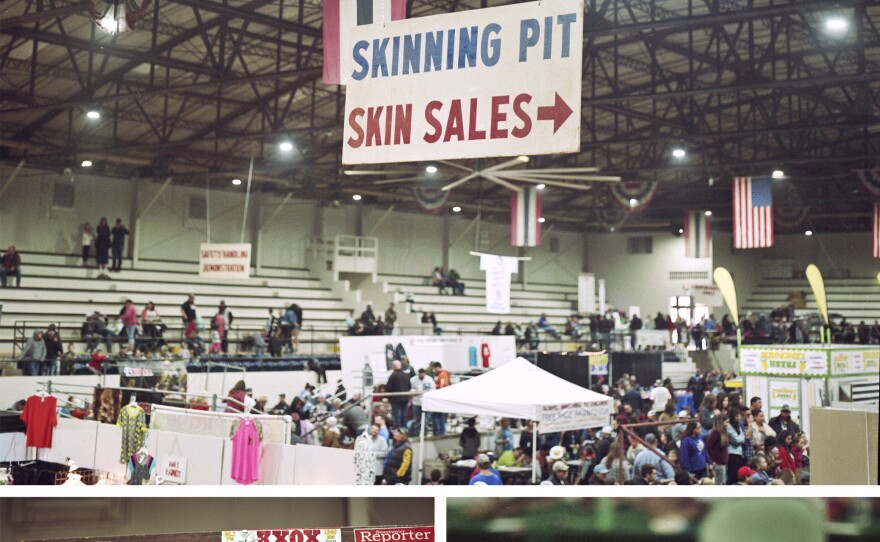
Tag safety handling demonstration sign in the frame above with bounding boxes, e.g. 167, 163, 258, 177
199, 243, 252, 279
342, 0, 583, 164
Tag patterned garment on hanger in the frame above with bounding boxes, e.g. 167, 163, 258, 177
116, 404, 148, 463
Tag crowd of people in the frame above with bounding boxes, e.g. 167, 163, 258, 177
449, 370, 812, 486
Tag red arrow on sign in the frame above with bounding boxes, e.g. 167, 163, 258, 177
537, 92, 573, 134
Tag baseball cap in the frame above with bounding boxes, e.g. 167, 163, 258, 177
654, 379, 663, 387
647, 410, 657, 417
678, 410, 689, 417
552, 461, 569, 472
737, 466, 756, 479
393, 427, 408, 436
601, 425, 613, 435
477, 453, 491, 465
780, 404, 791, 412
594, 464, 609, 474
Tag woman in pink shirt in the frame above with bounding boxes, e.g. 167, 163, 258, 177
120, 299, 138, 348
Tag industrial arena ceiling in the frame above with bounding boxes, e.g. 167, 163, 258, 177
1, 0, 878, 234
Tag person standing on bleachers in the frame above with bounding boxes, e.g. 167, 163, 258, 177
94, 217, 111, 274
81, 223, 95, 267
180, 294, 198, 338
42, 325, 63, 376
217, 301, 234, 352
17, 330, 45, 376
110, 218, 129, 272
120, 299, 138, 348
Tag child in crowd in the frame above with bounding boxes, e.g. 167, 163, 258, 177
750, 455, 772, 485
209, 323, 222, 354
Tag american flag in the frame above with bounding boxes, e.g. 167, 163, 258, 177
733, 177, 774, 249
323, 0, 406, 85
873, 202, 880, 258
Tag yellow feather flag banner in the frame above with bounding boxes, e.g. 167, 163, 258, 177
713, 267, 739, 326
806, 264, 829, 325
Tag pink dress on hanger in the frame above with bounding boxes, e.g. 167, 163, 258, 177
230, 418, 261, 484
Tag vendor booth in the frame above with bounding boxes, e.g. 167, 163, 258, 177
740, 344, 880, 437
419, 357, 614, 484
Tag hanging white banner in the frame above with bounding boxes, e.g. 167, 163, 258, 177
578, 272, 596, 314
480, 254, 519, 314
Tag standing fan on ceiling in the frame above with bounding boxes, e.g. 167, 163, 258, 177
344, 156, 621, 193
88, 0, 152, 34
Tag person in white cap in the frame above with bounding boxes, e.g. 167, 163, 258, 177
469, 453, 502, 486
595, 426, 614, 463
542, 461, 569, 485
588, 463, 609, 485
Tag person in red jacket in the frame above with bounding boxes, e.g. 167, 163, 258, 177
705, 416, 730, 485
775, 431, 798, 473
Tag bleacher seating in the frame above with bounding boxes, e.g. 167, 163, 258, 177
741, 277, 880, 323
379, 272, 579, 334
0, 252, 350, 356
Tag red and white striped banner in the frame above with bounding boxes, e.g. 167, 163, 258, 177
323, 0, 406, 85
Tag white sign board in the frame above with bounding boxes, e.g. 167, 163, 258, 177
539, 401, 612, 432
160, 455, 187, 484
199, 243, 251, 279
342, 0, 584, 163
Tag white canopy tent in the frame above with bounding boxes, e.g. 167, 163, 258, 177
418, 357, 614, 484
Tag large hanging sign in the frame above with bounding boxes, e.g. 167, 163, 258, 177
199, 243, 251, 279
342, 0, 584, 164
480, 254, 519, 314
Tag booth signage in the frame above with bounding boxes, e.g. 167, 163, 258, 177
199, 243, 252, 279
223, 529, 338, 542
539, 400, 611, 432
588, 352, 609, 376
353, 527, 434, 542
740, 348, 828, 376
768, 380, 800, 419
222, 528, 433, 542
342, 0, 583, 163
160, 455, 187, 484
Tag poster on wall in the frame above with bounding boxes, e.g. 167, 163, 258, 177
199, 243, 252, 279
479, 254, 519, 314
588, 352, 609, 376
768, 379, 800, 419
339, 335, 516, 393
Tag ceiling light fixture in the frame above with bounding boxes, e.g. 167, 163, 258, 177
825, 16, 849, 34
517, 155, 530, 163
629, 198, 638, 207
279, 141, 294, 152
426, 165, 438, 174
86, 110, 100, 120
538, 217, 546, 223
232, 178, 242, 186
452, 206, 461, 212
704, 210, 713, 217
772, 170, 784, 179
352, 194, 362, 201
81, 160, 93, 167
678, 228, 684, 234
672, 148, 686, 159
805, 230, 813, 236
536, 184, 546, 190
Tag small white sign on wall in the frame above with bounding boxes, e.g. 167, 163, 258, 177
160, 455, 187, 484
199, 243, 251, 279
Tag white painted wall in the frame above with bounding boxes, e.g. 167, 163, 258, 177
584, 232, 714, 317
